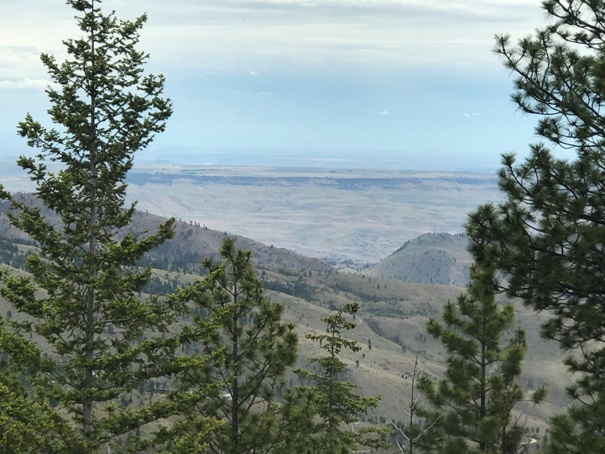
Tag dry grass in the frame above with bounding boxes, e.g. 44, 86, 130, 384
125, 165, 501, 264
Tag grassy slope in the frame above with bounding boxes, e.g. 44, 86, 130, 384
367, 232, 473, 287
0, 205, 570, 437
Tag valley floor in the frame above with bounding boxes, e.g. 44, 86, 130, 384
126, 165, 501, 264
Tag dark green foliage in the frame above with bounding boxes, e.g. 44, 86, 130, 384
494, 1, 605, 154
130, 350, 224, 454
294, 303, 387, 453
0, 0, 183, 450
172, 238, 299, 454
467, 1, 605, 451
417, 265, 545, 453
262, 276, 315, 300
0, 378, 82, 453
0, 318, 86, 453
0, 235, 33, 270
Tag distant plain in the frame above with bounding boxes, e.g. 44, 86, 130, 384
125, 164, 502, 264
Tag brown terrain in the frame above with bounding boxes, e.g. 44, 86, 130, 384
0, 165, 568, 448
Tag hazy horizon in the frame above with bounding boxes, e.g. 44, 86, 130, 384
0, 1, 578, 173
135, 145, 508, 172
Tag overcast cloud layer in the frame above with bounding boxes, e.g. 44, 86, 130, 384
0, 0, 554, 170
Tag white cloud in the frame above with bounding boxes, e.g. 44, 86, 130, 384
0, 0, 546, 77
0, 78, 48, 91
377, 110, 391, 116
463, 112, 481, 118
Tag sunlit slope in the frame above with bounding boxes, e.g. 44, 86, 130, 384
367, 232, 472, 287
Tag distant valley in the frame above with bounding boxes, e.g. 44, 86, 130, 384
125, 165, 502, 264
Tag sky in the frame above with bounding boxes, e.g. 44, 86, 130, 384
0, 0, 559, 171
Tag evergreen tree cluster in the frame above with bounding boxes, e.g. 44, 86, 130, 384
463, 1, 605, 453
412, 2, 605, 452
0, 2, 384, 452
0, 235, 32, 270
409, 265, 546, 454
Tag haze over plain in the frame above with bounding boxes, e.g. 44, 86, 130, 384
0, 0, 572, 170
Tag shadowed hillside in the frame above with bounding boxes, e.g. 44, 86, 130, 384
0, 193, 333, 275
366, 232, 472, 287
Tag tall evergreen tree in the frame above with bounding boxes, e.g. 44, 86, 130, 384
294, 302, 386, 454
466, 1, 605, 451
416, 265, 545, 454
174, 237, 299, 454
0, 0, 184, 450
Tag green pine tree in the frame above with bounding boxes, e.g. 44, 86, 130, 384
0, 0, 188, 450
294, 302, 387, 454
416, 265, 545, 453
466, 1, 605, 451
173, 238, 299, 454
0, 317, 86, 452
